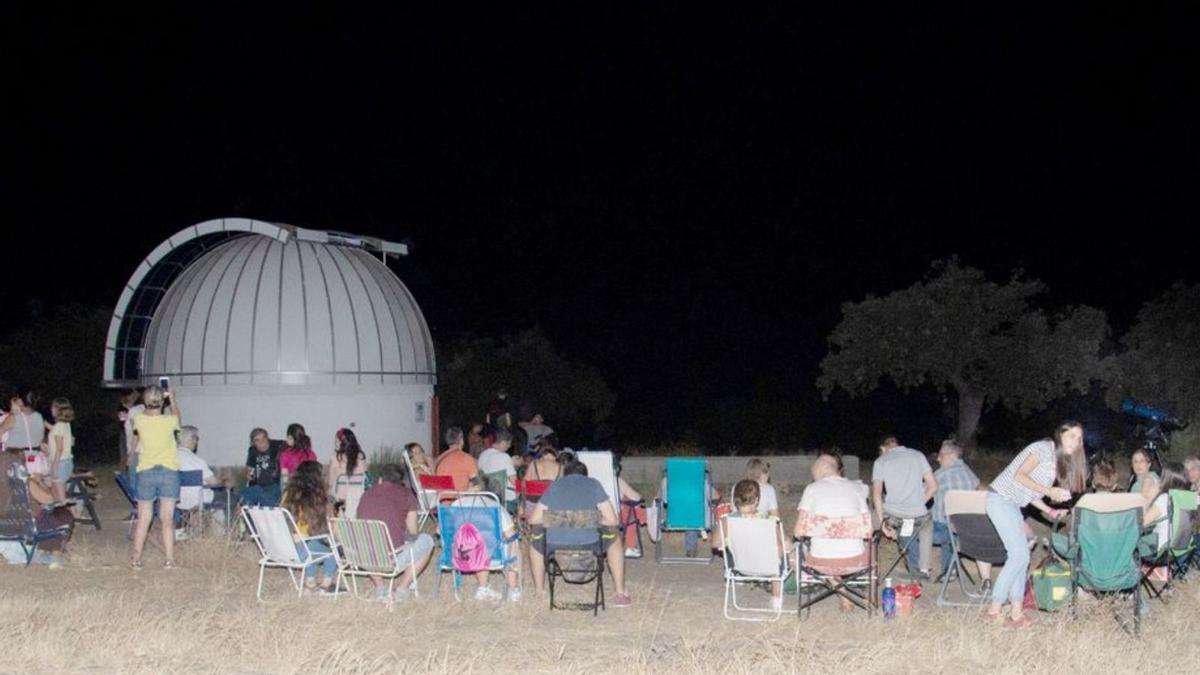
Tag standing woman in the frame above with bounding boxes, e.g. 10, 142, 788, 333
327, 428, 366, 504
130, 385, 182, 569
47, 398, 76, 503
279, 423, 318, 482
985, 421, 1087, 628
1129, 447, 1161, 507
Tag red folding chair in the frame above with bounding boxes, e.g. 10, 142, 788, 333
516, 479, 552, 531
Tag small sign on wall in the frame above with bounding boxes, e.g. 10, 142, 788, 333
415, 401, 426, 423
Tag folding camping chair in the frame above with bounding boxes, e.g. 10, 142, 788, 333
0, 470, 72, 565
241, 506, 338, 601
114, 471, 139, 538
880, 512, 932, 581
720, 515, 789, 621
516, 478, 552, 534
434, 492, 520, 600
329, 517, 421, 610
403, 454, 440, 533
334, 474, 367, 518
794, 511, 876, 618
1051, 493, 1145, 636
1139, 489, 1198, 603
936, 490, 1007, 607
534, 508, 609, 615
65, 472, 101, 530
654, 458, 714, 564
176, 470, 204, 536
481, 470, 517, 517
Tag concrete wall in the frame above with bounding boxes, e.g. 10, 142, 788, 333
176, 383, 434, 467
618, 454, 861, 488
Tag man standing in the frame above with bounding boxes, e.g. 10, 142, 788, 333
519, 413, 554, 453
872, 435, 938, 580
931, 439, 989, 583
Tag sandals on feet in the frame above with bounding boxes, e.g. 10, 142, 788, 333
1004, 614, 1033, 630
130, 559, 144, 570
163, 560, 177, 569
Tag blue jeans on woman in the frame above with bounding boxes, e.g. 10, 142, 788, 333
297, 538, 336, 580
985, 492, 1030, 607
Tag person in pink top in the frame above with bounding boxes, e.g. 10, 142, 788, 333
279, 423, 319, 479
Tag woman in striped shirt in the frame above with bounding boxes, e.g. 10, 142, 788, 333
985, 421, 1087, 628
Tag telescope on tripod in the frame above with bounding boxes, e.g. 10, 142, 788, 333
1120, 399, 1189, 470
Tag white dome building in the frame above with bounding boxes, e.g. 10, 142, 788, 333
104, 218, 436, 467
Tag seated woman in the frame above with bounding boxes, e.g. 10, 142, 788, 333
278, 423, 318, 483
0, 448, 74, 565
281, 461, 337, 594
1141, 461, 1189, 560
1184, 456, 1200, 491
1129, 447, 1161, 507
722, 479, 784, 610
405, 442, 433, 477
525, 440, 560, 481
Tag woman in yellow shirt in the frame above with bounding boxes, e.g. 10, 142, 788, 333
130, 385, 182, 569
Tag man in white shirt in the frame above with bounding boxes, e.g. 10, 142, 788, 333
796, 455, 871, 560
476, 428, 517, 503
175, 426, 228, 531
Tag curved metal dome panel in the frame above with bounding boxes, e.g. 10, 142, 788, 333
141, 234, 435, 386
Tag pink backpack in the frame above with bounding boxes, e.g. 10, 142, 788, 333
452, 522, 490, 574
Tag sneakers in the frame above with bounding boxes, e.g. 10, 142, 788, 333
980, 579, 993, 596
625, 548, 643, 558
174, 528, 189, 541
508, 586, 523, 603
318, 584, 340, 596
771, 596, 784, 611
163, 560, 177, 570
475, 586, 504, 602
613, 593, 633, 608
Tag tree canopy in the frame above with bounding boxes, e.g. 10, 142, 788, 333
436, 327, 615, 443
1109, 282, 1200, 421
818, 260, 1108, 447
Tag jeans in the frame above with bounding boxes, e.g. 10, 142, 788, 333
986, 492, 1030, 607
932, 521, 953, 577
242, 483, 281, 507
297, 538, 336, 579
885, 513, 933, 576
136, 466, 181, 501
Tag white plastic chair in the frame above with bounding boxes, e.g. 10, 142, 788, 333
241, 506, 337, 601
720, 515, 789, 621
576, 451, 619, 513
402, 452, 439, 532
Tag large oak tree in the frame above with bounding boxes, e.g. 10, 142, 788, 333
818, 260, 1107, 450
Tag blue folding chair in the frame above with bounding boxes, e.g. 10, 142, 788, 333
434, 492, 520, 600
654, 458, 714, 564
1, 470, 71, 565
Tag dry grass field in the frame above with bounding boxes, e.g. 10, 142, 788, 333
0, 473, 1188, 674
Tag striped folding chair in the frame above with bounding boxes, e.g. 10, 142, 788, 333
329, 518, 419, 610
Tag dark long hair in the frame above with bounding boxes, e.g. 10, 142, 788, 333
336, 428, 365, 476
1052, 420, 1088, 494
281, 461, 328, 534
1158, 462, 1190, 496
286, 423, 312, 452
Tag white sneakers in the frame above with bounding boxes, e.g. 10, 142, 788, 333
475, 586, 504, 602
771, 596, 784, 611
508, 586, 522, 603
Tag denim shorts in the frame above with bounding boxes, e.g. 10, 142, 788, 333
394, 533, 435, 564
136, 466, 181, 502
54, 457, 74, 484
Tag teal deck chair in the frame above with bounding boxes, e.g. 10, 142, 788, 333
1051, 492, 1145, 636
1140, 489, 1197, 603
654, 458, 713, 565
434, 492, 519, 600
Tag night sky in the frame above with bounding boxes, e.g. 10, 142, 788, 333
6, 6, 1198, 448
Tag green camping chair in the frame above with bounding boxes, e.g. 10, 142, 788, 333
1051, 492, 1145, 636
654, 458, 713, 564
1140, 489, 1197, 603
481, 471, 518, 517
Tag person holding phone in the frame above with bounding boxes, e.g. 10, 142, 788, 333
130, 385, 182, 569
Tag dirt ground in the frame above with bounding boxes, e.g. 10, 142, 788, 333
0, 475, 1192, 674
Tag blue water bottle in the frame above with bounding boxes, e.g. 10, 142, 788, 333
881, 577, 896, 619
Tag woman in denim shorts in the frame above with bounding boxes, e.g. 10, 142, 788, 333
130, 386, 183, 569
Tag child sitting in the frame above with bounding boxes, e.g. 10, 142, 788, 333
725, 478, 784, 610
745, 458, 780, 519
